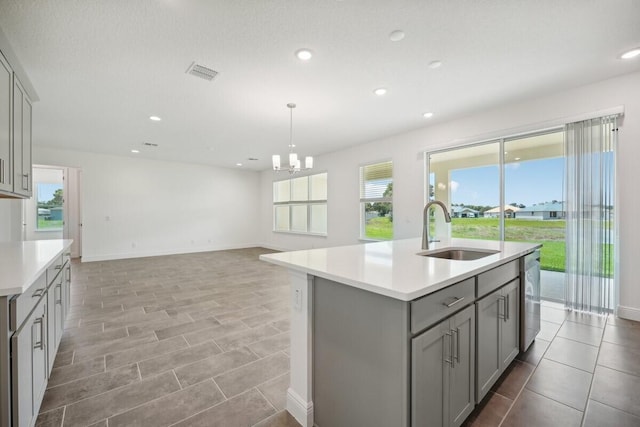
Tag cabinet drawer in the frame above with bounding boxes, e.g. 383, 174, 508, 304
46, 254, 64, 285
477, 260, 519, 298
411, 277, 475, 334
10, 274, 47, 331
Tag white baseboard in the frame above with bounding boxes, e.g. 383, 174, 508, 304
286, 388, 313, 427
616, 305, 640, 322
81, 243, 265, 262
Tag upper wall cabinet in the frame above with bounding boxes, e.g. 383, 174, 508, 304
0, 52, 12, 193
0, 46, 34, 199
12, 76, 32, 197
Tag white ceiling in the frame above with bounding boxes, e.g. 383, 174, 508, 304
0, 0, 638, 171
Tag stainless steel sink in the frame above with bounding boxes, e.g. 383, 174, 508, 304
417, 248, 500, 261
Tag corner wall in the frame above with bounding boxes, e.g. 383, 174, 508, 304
259, 71, 640, 319
34, 148, 262, 262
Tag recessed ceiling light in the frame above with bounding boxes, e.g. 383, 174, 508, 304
295, 49, 313, 61
389, 30, 405, 42
236, 163, 243, 167
515, 157, 521, 161
373, 87, 387, 96
423, 112, 434, 118
428, 60, 443, 69
131, 149, 140, 153
149, 116, 162, 121
620, 48, 640, 59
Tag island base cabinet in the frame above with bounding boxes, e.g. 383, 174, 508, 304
11, 297, 47, 427
412, 304, 475, 427
476, 279, 520, 402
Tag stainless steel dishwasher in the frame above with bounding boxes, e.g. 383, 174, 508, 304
520, 249, 541, 351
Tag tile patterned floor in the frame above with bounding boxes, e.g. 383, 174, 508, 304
465, 301, 640, 427
36, 248, 301, 427
36, 248, 640, 427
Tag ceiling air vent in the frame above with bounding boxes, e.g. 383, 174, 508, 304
143, 142, 158, 147
186, 62, 218, 81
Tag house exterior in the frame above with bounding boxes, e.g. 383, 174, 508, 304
484, 205, 520, 218
451, 206, 479, 218
517, 202, 566, 220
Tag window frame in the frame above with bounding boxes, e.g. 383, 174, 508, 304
272, 171, 328, 236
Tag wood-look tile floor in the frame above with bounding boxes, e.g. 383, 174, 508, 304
464, 301, 640, 427
36, 248, 301, 427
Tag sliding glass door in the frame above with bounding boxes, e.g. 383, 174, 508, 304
428, 142, 501, 241
503, 132, 566, 303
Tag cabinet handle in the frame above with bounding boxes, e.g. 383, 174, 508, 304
33, 316, 44, 350
22, 173, 29, 190
452, 328, 460, 364
56, 283, 62, 304
32, 288, 45, 298
505, 294, 510, 320
0, 158, 4, 184
444, 331, 453, 365
55, 264, 63, 270
443, 296, 465, 308
498, 295, 506, 321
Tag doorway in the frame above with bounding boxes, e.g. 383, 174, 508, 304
24, 165, 82, 258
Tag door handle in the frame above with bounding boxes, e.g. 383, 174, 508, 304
506, 294, 510, 320
452, 328, 460, 364
33, 316, 44, 350
444, 331, 453, 365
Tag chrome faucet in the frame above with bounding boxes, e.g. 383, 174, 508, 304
422, 201, 452, 250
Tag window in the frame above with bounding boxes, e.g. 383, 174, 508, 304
273, 172, 327, 235
360, 161, 393, 240
36, 182, 64, 230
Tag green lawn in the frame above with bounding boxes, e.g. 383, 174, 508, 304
364, 216, 393, 240
38, 218, 63, 230
451, 218, 566, 272
366, 216, 613, 275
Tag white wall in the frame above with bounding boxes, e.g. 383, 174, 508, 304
0, 199, 23, 241
260, 71, 640, 319
34, 148, 262, 262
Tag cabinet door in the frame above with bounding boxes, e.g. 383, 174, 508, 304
11, 297, 47, 427
449, 305, 475, 427
475, 291, 501, 402
412, 319, 450, 427
12, 76, 31, 197
0, 53, 11, 193
500, 280, 520, 367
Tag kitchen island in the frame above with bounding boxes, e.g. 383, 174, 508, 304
260, 237, 540, 427
0, 239, 73, 427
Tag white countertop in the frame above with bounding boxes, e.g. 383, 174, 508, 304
0, 239, 73, 297
260, 238, 540, 301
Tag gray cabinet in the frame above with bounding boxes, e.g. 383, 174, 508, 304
476, 279, 519, 401
11, 296, 47, 427
0, 52, 11, 193
12, 76, 31, 198
412, 304, 475, 427
46, 273, 64, 376
5, 250, 71, 427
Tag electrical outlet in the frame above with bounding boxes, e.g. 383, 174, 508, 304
293, 289, 302, 311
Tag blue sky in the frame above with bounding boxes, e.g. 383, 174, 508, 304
439, 157, 564, 207
37, 183, 62, 202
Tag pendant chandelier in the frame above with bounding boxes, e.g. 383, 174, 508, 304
272, 103, 313, 174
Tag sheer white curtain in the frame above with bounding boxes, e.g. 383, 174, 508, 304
564, 116, 617, 314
